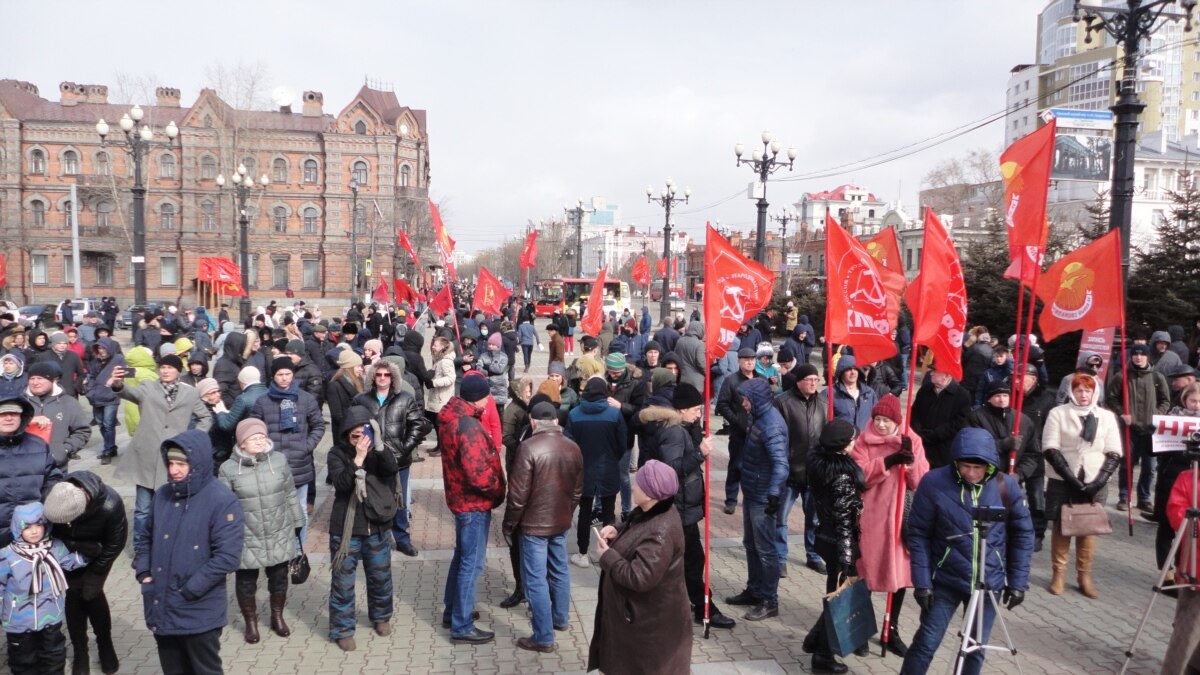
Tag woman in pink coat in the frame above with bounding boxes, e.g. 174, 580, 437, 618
850, 393, 929, 657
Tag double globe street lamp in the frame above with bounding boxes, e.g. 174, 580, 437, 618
216, 165, 269, 324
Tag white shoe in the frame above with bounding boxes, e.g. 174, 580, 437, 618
570, 553, 591, 568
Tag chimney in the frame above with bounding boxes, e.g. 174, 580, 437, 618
279, 104, 292, 114
84, 84, 108, 105
302, 91, 323, 117
59, 81, 86, 106
155, 87, 181, 107
16, 81, 39, 97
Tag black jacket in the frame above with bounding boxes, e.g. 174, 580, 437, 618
293, 352, 325, 408
1019, 384, 1056, 481
966, 404, 1040, 479
353, 365, 431, 471
400, 332, 432, 389
641, 407, 706, 527
325, 374, 363, 439
807, 447, 865, 568
212, 332, 247, 408
910, 380, 972, 469
773, 388, 825, 489
606, 365, 646, 449
52, 471, 128, 579
327, 407, 399, 538
715, 371, 753, 438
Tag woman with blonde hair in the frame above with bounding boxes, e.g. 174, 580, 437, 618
425, 335, 457, 456
325, 350, 366, 438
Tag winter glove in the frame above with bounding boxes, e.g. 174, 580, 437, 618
899, 435, 913, 455
1080, 452, 1122, 500
1002, 588, 1024, 610
884, 451, 915, 469
999, 436, 1018, 455
914, 588, 933, 613
1044, 449, 1086, 494
764, 495, 780, 516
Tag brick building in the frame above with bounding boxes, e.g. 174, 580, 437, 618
0, 78, 430, 309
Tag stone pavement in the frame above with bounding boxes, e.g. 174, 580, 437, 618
58, 330, 1177, 674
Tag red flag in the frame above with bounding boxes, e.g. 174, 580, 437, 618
579, 268, 608, 338
429, 199, 456, 278
519, 230, 538, 270
1001, 118, 1056, 286
656, 256, 668, 279
371, 273, 390, 304
393, 278, 418, 306
703, 224, 775, 361
428, 284, 453, 317
825, 214, 897, 366
472, 266, 507, 316
1035, 229, 1124, 341
631, 255, 651, 286
397, 230, 420, 269
197, 257, 246, 297
864, 227, 906, 329
0, 254, 6, 291
671, 257, 678, 281
903, 209, 967, 379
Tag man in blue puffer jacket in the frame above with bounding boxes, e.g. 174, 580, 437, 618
724, 378, 789, 622
135, 429, 244, 675
900, 427, 1034, 675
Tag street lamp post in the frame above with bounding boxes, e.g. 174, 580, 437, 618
216, 165, 269, 324
564, 198, 592, 277
350, 179, 360, 300
96, 107, 178, 306
646, 178, 690, 321
772, 208, 799, 292
1073, 0, 1196, 282
735, 131, 797, 264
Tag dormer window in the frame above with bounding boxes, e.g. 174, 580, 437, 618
354, 120, 367, 135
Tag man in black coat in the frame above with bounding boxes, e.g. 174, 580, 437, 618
910, 368, 972, 469
1017, 363, 1056, 550
284, 339, 325, 408
772, 363, 827, 574
0, 395, 63, 546
715, 348, 756, 513
400, 331, 432, 389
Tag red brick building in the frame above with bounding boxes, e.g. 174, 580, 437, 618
0, 79, 430, 308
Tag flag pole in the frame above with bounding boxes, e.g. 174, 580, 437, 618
1114, 229, 1134, 536
702, 365, 713, 639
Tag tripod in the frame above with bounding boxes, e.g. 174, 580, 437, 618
952, 517, 1024, 675
1119, 451, 1200, 675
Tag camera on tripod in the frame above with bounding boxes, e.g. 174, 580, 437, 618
971, 506, 1007, 523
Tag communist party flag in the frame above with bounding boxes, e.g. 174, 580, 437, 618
429, 199, 457, 281
371, 273, 390, 304
703, 224, 775, 361
519, 230, 538, 270
631, 255, 651, 286
903, 209, 967, 379
825, 214, 897, 366
393, 278, 418, 306
428, 284, 453, 317
1035, 229, 1123, 341
864, 226, 906, 329
579, 267, 608, 338
0, 254, 8, 291
198, 257, 246, 296
1000, 118, 1056, 286
472, 266, 507, 316
398, 230, 420, 269
656, 256, 668, 279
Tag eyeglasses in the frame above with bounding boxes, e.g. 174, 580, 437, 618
375, 372, 392, 378
801, 376, 821, 383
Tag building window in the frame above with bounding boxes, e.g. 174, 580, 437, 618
160, 256, 178, 286
201, 156, 217, 180
63, 150, 80, 175
94, 152, 111, 176
159, 154, 176, 178
64, 254, 75, 285
201, 200, 216, 230
31, 254, 48, 284
242, 157, 256, 179
302, 258, 320, 288
354, 120, 367, 135
352, 160, 368, 185
203, 114, 214, 128
30, 199, 46, 228
63, 200, 74, 227
400, 164, 411, 187
303, 207, 318, 234
97, 200, 114, 228
271, 257, 289, 289
30, 150, 46, 175
303, 159, 318, 183
273, 206, 287, 233
272, 158, 287, 183
247, 254, 258, 289
96, 257, 113, 286
160, 203, 176, 230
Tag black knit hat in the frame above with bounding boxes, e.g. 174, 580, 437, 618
672, 383, 704, 410
158, 354, 184, 372
819, 419, 857, 450
270, 356, 296, 376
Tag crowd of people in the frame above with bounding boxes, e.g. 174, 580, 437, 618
0, 294, 1198, 674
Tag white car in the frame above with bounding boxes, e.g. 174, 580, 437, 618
668, 294, 686, 312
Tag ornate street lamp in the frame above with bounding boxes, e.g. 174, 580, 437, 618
564, 197, 593, 278
647, 178, 690, 321
735, 130, 796, 264
216, 165, 269, 324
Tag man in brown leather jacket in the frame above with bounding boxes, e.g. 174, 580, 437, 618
502, 402, 584, 653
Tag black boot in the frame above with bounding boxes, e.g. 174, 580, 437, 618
812, 653, 848, 674
238, 596, 260, 644
724, 589, 761, 606
96, 633, 119, 675
72, 648, 90, 675
499, 589, 525, 609
885, 626, 908, 657
802, 628, 818, 654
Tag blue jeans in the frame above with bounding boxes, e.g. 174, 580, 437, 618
295, 483, 310, 549
901, 585, 995, 675
392, 467, 412, 547
618, 449, 632, 518
520, 529, 570, 645
328, 531, 394, 639
743, 501, 781, 603
92, 404, 118, 457
521, 344, 534, 368
1118, 431, 1154, 503
777, 485, 822, 565
443, 511, 491, 637
133, 485, 154, 555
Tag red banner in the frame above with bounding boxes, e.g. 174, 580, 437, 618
393, 278, 418, 306
703, 224, 774, 361
579, 268, 608, 338
428, 284, 453, 317
398, 230, 420, 270
371, 273, 390, 304
903, 209, 967, 379
1001, 118, 1056, 286
864, 226, 906, 330
197, 257, 246, 297
656, 256, 668, 279
430, 199, 456, 281
632, 255, 651, 287
472, 266, 507, 316
825, 214, 897, 366
0, 254, 7, 291
1035, 229, 1124, 341
519, 230, 538, 270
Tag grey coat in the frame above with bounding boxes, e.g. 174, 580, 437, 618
219, 447, 305, 570
23, 384, 91, 467
113, 380, 212, 489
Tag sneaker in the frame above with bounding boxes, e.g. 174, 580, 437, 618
743, 601, 779, 621
570, 553, 591, 568
1116, 500, 1129, 512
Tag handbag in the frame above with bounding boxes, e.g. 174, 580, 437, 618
822, 577, 877, 657
289, 552, 311, 585
1059, 502, 1112, 537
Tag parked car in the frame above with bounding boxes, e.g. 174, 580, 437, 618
17, 304, 56, 328
668, 294, 686, 312
118, 301, 168, 330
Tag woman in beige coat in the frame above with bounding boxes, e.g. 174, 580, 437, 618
425, 336, 456, 456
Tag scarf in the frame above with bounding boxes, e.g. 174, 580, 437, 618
269, 381, 300, 432
10, 539, 68, 598
1066, 391, 1099, 444
162, 381, 180, 406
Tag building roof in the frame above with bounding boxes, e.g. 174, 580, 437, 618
802, 184, 881, 202
347, 84, 427, 132
1137, 130, 1200, 163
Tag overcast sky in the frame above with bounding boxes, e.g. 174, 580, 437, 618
5, 0, 1048, 253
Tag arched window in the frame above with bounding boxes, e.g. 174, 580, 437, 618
62, 150, 80, 175
272, 158, 288, 183
63, 200, 74, 227
159, 153, 177, 179
30, 149, 46, 175
303, 207, 318, 234
203, 114, 214, 128
201, 200, 216, 230
399, 164, 411, 187
201, 156, 217, 180
352, 160, 368, 185
273, 206, 287, 233
160, 203, 176, 230
242, 157, 256, 179
94, 152, 111, 176
30, 199, 45, 227
354, 120, 367, 135
303, 159, 318, 183
96, 200, 114, 228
